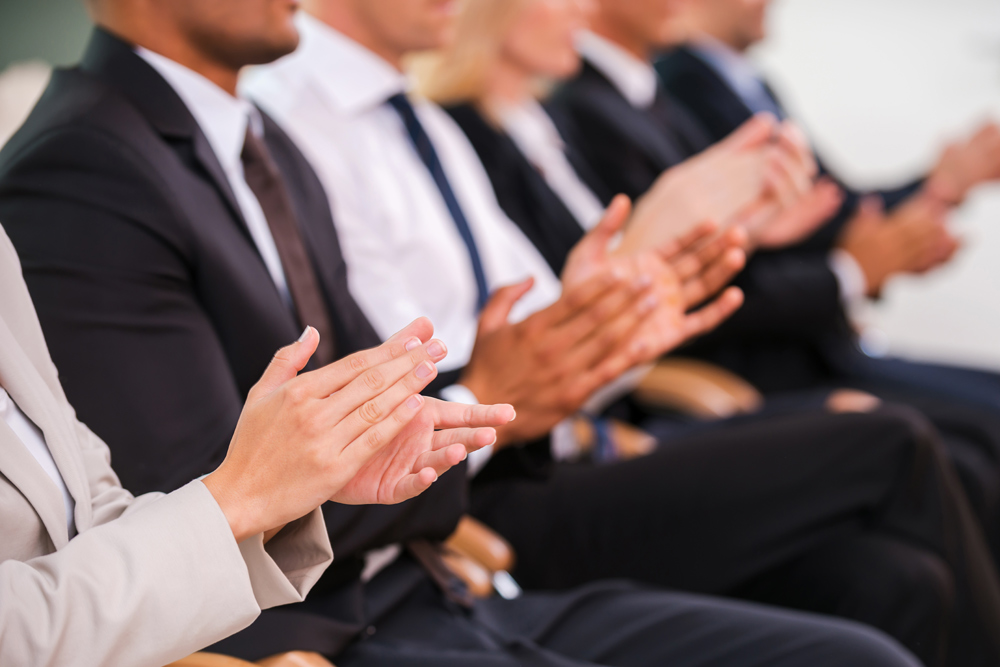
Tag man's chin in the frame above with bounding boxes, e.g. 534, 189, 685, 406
247, 34, 301, 65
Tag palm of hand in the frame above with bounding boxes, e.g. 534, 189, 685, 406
329, 402, 441, 505
632, 254, 689, 359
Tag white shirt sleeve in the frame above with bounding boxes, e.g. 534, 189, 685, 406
828, 248, 868, 304
439, 384, 495, 477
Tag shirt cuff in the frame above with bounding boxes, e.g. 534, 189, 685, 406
828, 248, 868, 304
439, 384, 494, 477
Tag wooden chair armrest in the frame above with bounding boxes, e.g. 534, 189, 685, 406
445, 516, 516, 573
632, 358, 763, 420
168, 652, 335, 667
441, 550, 495, 598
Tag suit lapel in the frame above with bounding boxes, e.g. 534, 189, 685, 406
0, 316, 87, 548
79, 27, 254, 242
578, 63, 687, 171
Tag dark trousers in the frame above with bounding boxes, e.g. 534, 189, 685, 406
471, 408, 1000, 667
834, 356, 1000, 561
336, 578, 919, 667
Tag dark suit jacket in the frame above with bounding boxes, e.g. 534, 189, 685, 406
445, 103, 588, 276
0, 28, 466, 658
548, 61, 713, 204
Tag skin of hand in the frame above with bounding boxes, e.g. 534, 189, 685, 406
203, 319, 515, 543
619, 115, 817, 255
925, 121, 1000, 205
568, 195, 747, 388
459, 197, 746, 450
837, 195, 959, 298
742, 177, 844, 250
458, 265, 661, 448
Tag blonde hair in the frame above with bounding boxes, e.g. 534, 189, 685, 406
413, 0, 530, 106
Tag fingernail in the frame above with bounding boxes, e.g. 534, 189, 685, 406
427, 340, 447, 358
634, 274, 653, 289
639, 295, 658, 313
406, 394, 423, 410
298, 326, 313, 343
405, 337, 422, 351
416, 361, 436, 379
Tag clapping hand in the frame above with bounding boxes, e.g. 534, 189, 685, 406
204, 318, 515, 543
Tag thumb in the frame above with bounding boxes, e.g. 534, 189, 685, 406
581, 195, 631, 255
251, 326, 320, 399
477, 278, 534, 335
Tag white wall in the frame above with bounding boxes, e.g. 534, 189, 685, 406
753, 0, 1000, 370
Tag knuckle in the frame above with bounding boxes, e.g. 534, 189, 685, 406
359, 399, 384, 424
348, 354, 368, 374
363, 367, 386, 391
363, 425, 385, 451
285, 384, 309, 406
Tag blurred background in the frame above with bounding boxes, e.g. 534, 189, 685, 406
2, 0, 999, 369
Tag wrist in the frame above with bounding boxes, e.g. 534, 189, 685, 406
924, 170, 964, 207
203, 467, 256, 544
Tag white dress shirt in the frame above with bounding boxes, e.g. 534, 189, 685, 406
243, 15, 563, 374
686, 38, 868, 302
0, 386, 76, 535
136, 47, 292, 307
576, 31, 659, 110
496, 99, 606, 230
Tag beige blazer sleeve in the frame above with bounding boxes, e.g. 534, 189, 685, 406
0, 226, 333, 667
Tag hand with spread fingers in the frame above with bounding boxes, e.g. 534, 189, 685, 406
459, 264, 660, 448
566, 196, 746, 369
632, 218, 747, 356
203, 318, 514, 543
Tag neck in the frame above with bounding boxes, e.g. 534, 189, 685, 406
483, 57, 534, 115
304, 3, 405, 70
589, 20, 650, 63
96, 20, 240, 95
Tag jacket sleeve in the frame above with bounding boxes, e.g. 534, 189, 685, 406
0, 479, 330, 667
0, 228, 333, 667
698, 251, 844, 342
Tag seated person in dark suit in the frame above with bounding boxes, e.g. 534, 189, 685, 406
0, 0, 943, 666
654, 0, 1000, 408
242, 1, 1000, 664
550, 0, 1000, 575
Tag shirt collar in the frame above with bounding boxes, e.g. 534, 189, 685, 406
135, 46, 262, 173
495, 98, 565, 154
688, 34, 767, 105
576, 31, 658, 109
292, 13, 412, 115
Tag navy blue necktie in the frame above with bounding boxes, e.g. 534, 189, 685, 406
387, 93, 490, 311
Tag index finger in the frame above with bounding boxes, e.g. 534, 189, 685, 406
297, 318, 436, 398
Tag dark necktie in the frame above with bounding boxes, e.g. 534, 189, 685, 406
241, 127, 337, 366
387, 93, 490, 311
